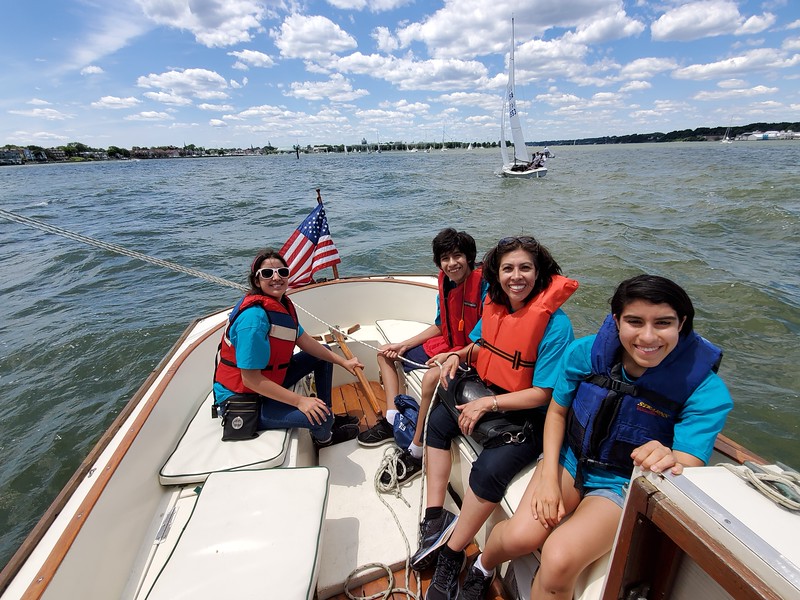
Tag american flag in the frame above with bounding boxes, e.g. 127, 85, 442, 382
280, 203, 341, 288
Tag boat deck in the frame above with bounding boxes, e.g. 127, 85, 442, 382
328, 381, 512, 600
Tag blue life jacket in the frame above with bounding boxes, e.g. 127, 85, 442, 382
565, 314, 722, 484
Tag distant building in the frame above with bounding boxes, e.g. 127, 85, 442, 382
0, 149, 24, 165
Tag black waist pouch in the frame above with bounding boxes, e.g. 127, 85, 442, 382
220, 395, 260, 441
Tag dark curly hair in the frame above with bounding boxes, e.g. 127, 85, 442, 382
431, 228, 477, 269
482, 236, 562, 311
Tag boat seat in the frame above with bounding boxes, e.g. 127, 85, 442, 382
142, 467, 329, 600
375, 319, 432, 395
315, 439, 424, 599
159, 391, 289, 485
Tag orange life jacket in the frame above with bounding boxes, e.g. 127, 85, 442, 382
475, 274, 578, 391
214, 294, 299, 395
423, 267, 484, 356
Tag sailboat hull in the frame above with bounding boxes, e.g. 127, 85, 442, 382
501, 165, 547, 178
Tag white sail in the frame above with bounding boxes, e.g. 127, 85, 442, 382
500, 99, 510, 166
505, 19, 529, 164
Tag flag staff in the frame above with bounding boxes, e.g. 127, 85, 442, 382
316, 189, 340, 280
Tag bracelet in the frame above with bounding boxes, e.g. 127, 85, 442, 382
492, 397, 499, 412
447, 352, 460, 362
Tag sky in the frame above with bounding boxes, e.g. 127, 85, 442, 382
2, 0, 799, 150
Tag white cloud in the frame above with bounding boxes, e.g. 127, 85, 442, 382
210, 119, 228, 127
372, 26, 399, 52
137, 68, 230, 100
737, 13, 776, 35
124, 111, 174, 121
66, 6, 151, 71
287, 73, 369, 102
324, 0, 413, 11
272, 14, 358, 60
652, 1, 742, 42
81, 65, 105, 75
619, 57, 679, 80
91, 96, 142, 109
673, 48, 800, 80
9, 108, 72, 120
718, 78, 747, 88
228, 49, 275, 70
694, 85, 779, 100
143, 92, 194, 106
619, 80, 652, 92
8, 130, 69, 143
198, 103, 235, 111
135, 0, 266, 47
27, 98, 51, 106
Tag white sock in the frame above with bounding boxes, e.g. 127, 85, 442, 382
386, 409, 399, 425
407, 442, 423, 459
474, 553, 493, 576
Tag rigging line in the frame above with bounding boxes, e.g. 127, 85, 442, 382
0, 208, 432, 370
0, 208, 247, 292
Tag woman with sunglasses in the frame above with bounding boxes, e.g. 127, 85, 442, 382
413, 236, 578, 600
465, 275, 732, 600
213, 249, 362, 446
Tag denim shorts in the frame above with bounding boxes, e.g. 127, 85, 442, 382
584, 486, 627, 509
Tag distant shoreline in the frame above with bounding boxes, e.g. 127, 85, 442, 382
2, 121, 798, 166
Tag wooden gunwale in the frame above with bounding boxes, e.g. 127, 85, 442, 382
0, 316, 225, 599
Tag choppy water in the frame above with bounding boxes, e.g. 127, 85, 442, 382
1, 143, 798, 570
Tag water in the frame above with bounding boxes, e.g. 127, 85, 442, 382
1, 143, 798, 570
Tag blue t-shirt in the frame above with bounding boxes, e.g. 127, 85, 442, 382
213, 305, 304, 404
433, 277, 490, 327
468, 308, 574, 413
553, 335, 733, 494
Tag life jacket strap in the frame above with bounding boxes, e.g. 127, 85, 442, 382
478, 338, 536, 370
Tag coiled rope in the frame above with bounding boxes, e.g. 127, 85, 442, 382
720, 461, 800, 512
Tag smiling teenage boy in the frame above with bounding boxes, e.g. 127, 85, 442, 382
357, 228, 488, 477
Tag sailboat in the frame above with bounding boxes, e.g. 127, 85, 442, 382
500, 18, 547, 178
721, 118, 734, 144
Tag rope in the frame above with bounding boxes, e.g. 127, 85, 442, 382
0, 208, 248, 291
0, 207, 429, 369
720, 462, 800, 511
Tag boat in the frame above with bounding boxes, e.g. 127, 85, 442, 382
500, 19, 547, 179
1, 268, 798, 600
721, 118, 734, 144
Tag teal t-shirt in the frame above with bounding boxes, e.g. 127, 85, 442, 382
553, 335, 733, 494
213, 306, 303, 404
468, 308, 574, 413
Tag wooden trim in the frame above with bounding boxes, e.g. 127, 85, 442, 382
0, 317, 226, 599
714, 432, 767, 465
603, 476, 783, 600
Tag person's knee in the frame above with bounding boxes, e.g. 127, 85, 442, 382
500, 517, 541, 557
538, 539, 582, 591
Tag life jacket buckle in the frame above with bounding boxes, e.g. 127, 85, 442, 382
502, 431, 527, 444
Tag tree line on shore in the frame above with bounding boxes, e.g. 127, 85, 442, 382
2, 121, 797, 164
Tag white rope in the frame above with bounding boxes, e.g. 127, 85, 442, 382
720, 462, 800, 511
0, 207, 432, 369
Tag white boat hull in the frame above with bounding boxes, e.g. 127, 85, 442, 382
501, 165, 547, 178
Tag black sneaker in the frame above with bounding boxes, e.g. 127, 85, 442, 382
314, 423, 359, 448
333, 413, 360, 427
425, 548, 466, 600
357, 418, 394, 447
458, 557, 495, 600
379, 449, 422, 485
410, 509, 459, 571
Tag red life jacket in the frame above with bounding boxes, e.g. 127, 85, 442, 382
214, 294, 299, 395
423, 267, 484, 356
475, 274, 578, 391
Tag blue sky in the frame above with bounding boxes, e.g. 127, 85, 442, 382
2, 0, 799, 150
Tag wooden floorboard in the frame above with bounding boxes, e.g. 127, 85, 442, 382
332, 380, 385, 429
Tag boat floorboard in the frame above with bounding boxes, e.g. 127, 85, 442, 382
327, 381, 512, 600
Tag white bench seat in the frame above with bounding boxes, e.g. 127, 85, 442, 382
142, 468, 329, 600
159, 392, 289, 485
